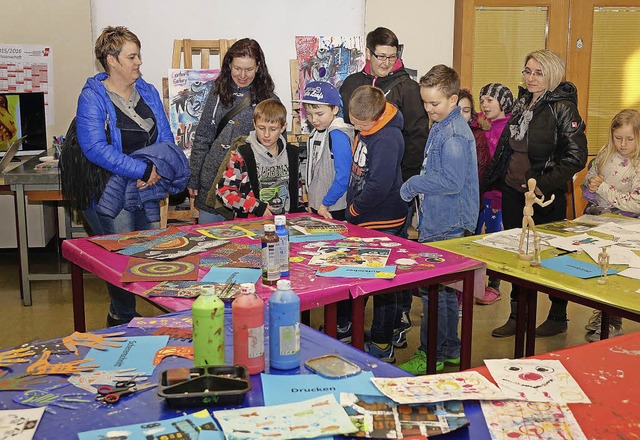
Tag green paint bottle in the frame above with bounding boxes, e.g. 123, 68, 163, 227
192, 289, 225, 366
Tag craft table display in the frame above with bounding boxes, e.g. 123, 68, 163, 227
430, 218, 640, 359
61, 214, 485, 373
1, 309, 638, 439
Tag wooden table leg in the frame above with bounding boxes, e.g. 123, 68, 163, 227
323, 302, 337, 338
459, 270, 474, 370
514, 287, 527, 358
351, 297, 365, 350
525, 288, 538, 357
71, 262, 86, 332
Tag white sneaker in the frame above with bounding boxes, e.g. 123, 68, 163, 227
586, 325, 624, 342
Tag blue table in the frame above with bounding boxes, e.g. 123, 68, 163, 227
0, 309, 489, 439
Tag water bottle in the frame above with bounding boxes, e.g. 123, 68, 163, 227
274, 215, 290, 277
232, 283, 265, 374
262, 224, 280, 285
192, 288, 225, 366
269, 279, 300, 370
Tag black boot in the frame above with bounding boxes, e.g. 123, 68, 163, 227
491, 301, 518, 337
536, 301, 568, 337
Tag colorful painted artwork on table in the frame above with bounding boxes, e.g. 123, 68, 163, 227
200, 242, 262, 268
120, 256, 200, 282
13, 383, 92, 414
308, 246, 391, 268
541, 221, 598, 235
26, 350, 98, 375
145, 280, 241, 301
212, 394, 356, 440
295, 36, 365, 132
116, 226, 183, 255
88, 228, 172, 251
316, 265, 397, 279
0, 407, 45, 440
86, 336, 169, 376
484, 359, 590, 404
62, 331, 126, 355
168, 69, 220, 156
371, 372, 505, 404
68, 369, 139, 393
196, 225, 257, 240
19, 340, 71, 356
127, 233, 227, 260
546, 233, 616, 253
474, 228, 557, 254
287, 216, 349, 234
152, 327, 193, 342
128, 316, 192, 329
0, 347, 35, 367
0, 371, 46, 391
340, 393, 469, 438
480, 400, 587, 440
77, 409, 222, 440
153, 346, 194, 365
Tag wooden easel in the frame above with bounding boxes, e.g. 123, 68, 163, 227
159, 38, 236, 228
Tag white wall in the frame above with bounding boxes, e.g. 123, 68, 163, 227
90, 0, 365, 122
365, 0, 455, 78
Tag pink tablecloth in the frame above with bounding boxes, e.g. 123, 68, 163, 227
62, 213, 484, 312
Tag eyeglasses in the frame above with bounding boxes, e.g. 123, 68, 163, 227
372, 53, 398, 62
522, 69, 544, 78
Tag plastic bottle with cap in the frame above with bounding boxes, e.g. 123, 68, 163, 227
261, 224, 280, 285
268, 279, 300, 370
232, 283, 265, 374
192, 288, 225, 366
274, 215, 290, 277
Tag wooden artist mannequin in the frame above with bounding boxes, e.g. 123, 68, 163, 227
518, 178, 555, 261
598, 246, 610, 285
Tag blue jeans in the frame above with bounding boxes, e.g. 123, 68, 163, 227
198, 209, 227, 225
418, 228, 465, 361
83, 207, 158, 322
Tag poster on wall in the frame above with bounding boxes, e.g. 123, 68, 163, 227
0, 44, 54, 124
294, 36, 365, 132
167, 69, 219, 157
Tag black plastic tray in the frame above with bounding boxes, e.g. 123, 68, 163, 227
158, 365, 251, 407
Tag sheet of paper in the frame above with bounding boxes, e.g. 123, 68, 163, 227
78, 409, 221, 440
128, 316, 192, 329
541, 255, 617, 279
619, 267, 640, 280
581, 243, 640, 267
85, 336, 169, 375
0, 407, 45, 440
474, 228, 556, 254
316, 265, 396, 279
261, 371, 381, 405
308, 246, 391, 267
200, 267, 261, 284
212, 394, 356, 440
546, 234, 616, 252
481, 400, 587, 440
371, 371, 505, 404
290, 233, 345, 243
484, 359, 590, 403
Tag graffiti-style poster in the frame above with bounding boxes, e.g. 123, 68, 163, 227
168, 69, 219, 157
295, 36, 365, 131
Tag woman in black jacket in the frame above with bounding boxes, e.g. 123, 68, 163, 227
485, 49, 588, 338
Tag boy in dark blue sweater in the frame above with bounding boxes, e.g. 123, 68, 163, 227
346, 85, 407, 362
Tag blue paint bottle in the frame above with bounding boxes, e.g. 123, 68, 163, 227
268, 279, 300, 370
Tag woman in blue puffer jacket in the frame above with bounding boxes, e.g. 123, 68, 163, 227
76, 26, 183, 326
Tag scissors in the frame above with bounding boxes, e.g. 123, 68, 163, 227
95, 378, 155, 404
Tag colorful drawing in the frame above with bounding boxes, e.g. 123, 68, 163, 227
340, 393, 469, 438
13, 383, 91, 414
120, 256, 200, 282
153, 346, 194, 365
316, 265, 397, 279
77, 409, 221, 440
128, 233, 227, 260
89, 228, 172, 251
0, 347, 35, 367
371, 372, 505, 404
152, 327, 193, 342
61, 331, 126, 355
308, 246, 391, 268
213, 394, 356, 440
168, 69, 220, 156
0, 407, 45, 440
68, 369, 139, 394
197, 225, 257, 240
0, 371, 46, 391
26, 350, 98, 376
484, 359, 590, 403
142, 281, 240, 299
295, 36, 365, 131
481, 400, 587, 440
128, 316, 192, 329
200, 242, 262, 269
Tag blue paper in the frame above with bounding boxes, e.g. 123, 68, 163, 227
201, 267, 261, 284
78, 410, 222, 439
541, 255, 618, 279
290, 233, 345, 243
316, 265, 397, 279
85, 336, 169, 375
261, 371, 381, 405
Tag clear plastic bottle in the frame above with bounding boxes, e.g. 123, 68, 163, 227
262, 224, 280, 285
274, 215, 290, 277
232, 283, 265, 374
268, 279, 300, 370
192, 289, 225, 366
